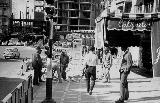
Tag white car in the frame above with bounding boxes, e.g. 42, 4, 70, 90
3, 48, 20, 59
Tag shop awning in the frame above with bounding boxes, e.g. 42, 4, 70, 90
96, 11, 160, 31
108, 12, 160, 19
106, 13, 158, 31
97, 8, 160, 20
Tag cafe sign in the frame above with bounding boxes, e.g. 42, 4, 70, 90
108, 19, 151, 31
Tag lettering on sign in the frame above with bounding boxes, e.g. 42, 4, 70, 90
118, 20, 151, 30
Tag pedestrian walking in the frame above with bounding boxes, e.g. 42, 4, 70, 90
115, 46, 133, 103
60, 50, 69, 81
102, 47, 112, 83
83, 46, 98, 95
32, 46, 43, 85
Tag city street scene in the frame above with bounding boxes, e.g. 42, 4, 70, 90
0, 0, 160, 103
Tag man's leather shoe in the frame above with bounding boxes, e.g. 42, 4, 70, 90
87, 90, 89, 93
115, 99, 124, 103
89, 91, 92, 95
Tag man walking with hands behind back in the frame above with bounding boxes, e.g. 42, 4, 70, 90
84, 46, 98, 95
32, 46, 43, 85
60, 50, 69, 81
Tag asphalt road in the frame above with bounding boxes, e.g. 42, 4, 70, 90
0, 46, 36, 78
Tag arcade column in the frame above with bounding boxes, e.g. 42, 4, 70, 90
151, 20, 160, 86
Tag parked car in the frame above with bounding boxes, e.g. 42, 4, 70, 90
8, 42, 15, 46
3, 48, 20, 59
16, 42, 24, 46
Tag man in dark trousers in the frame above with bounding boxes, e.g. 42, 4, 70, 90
32, 46, 43, 85
115, 46, 133, 103
60, 50, 69, 81
83, 46, 98, 95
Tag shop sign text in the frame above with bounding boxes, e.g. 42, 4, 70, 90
118, 20, 151, 30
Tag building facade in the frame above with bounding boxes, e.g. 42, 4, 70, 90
0, 0, 12, 36
12, 0, 34, 19
0, 0, 34, 38
34, 0, 44, 21
49, 0, 101, 32
98, 0, 160, 85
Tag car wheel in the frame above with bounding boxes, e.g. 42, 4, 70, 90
17, 55, 20, 59
14, 55, 16, 59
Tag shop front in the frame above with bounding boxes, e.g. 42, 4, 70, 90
96, 12, 160, 84
107, 17, 152, 71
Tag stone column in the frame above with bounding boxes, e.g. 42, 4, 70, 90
151, 20, 160, 87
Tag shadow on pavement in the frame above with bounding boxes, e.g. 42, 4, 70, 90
129, 89, 160, 93
131, 66, 153, 78
129, 96, 160, 102
128, 80, 150, 83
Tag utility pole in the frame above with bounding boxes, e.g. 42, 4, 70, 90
42, 0, 56, 103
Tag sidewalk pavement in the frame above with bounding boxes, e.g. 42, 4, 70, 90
33, 65, 160, 103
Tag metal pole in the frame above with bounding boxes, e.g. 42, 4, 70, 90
42, 19, 56, 103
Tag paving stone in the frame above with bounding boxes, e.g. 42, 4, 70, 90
65, 94, 79, 98
33, 49, 160, 103
63, 97, 78, 101
80, 101, 96, 103
81, 97, 96, 102
52, 97, 61, 103
53, 91, 65, 97
63, 101, 78, 103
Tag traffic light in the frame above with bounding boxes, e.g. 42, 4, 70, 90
45, 6, 55, 15
44, 46, 50, 57
46, 21, 50, 37
41, 21, 50, 37
45, 0, 55, 5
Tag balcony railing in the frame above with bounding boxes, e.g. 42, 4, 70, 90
133, 2, 154, 13
112, 0, 157, 14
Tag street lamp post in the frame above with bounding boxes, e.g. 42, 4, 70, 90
42, 19, 56, 103
42, 1, 56, 102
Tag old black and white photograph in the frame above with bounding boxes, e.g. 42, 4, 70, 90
0, 0, 160, 103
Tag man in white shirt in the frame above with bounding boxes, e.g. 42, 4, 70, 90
84, 46, 98, 95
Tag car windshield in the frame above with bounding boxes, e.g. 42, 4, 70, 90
6, 49, 14, 52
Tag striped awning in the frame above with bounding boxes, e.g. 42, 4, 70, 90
96, 11, 160, 31
108, 12, 160, 20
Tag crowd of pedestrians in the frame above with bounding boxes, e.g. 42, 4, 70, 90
82, 45, 132, 103
28, 43, 133, 103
